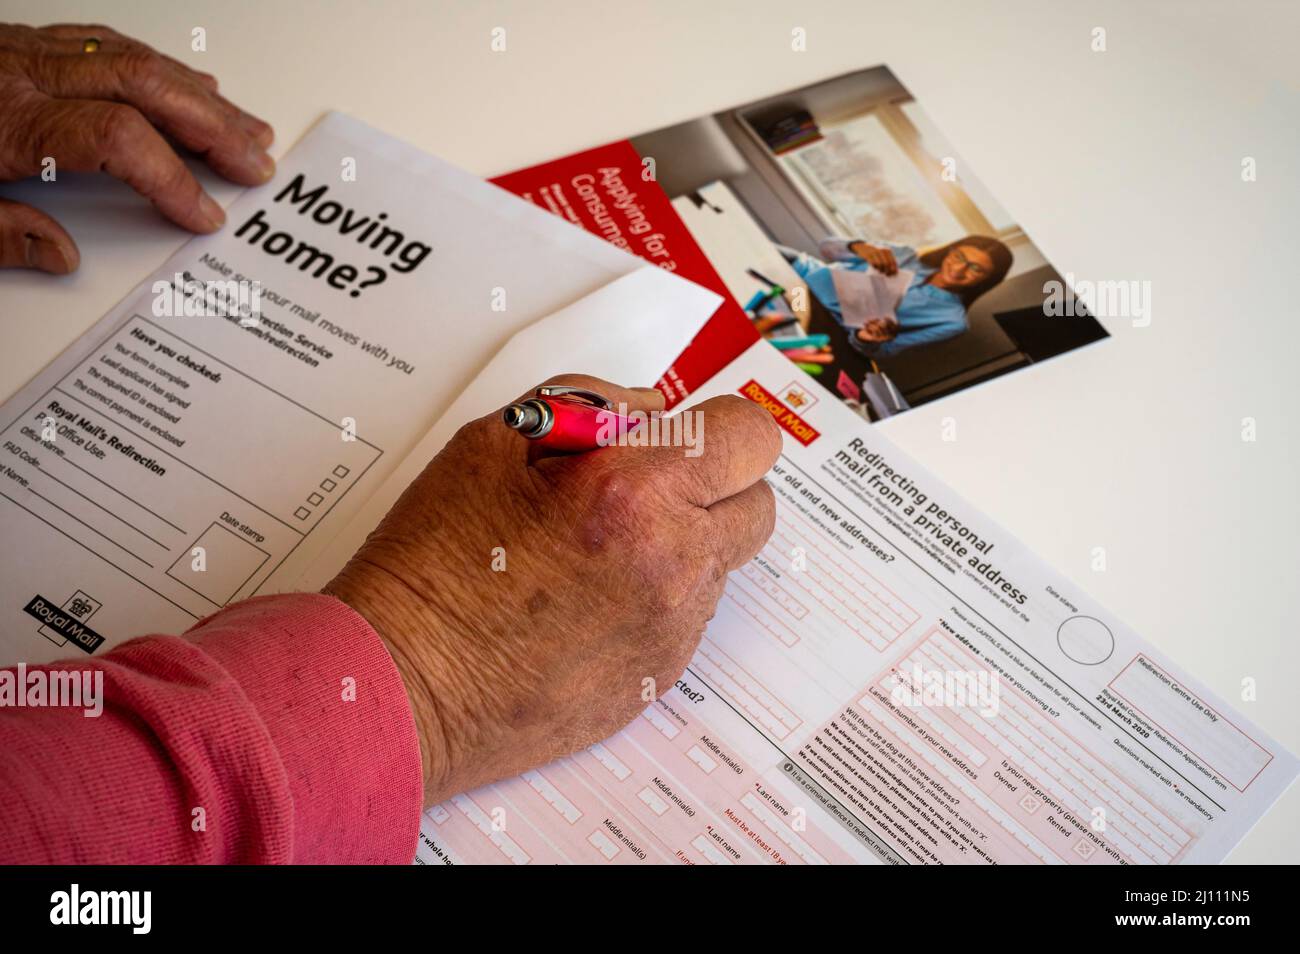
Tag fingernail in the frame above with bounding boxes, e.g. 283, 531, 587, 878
199, 193, 226, 230
248, 145, 276, 182
25, 236, 76, 274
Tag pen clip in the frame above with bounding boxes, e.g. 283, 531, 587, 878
534, 385, 614, 410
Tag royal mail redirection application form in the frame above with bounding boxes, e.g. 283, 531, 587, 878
414, 340, 1297, 865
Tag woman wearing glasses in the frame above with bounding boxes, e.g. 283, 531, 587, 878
791, 235, 1013, 357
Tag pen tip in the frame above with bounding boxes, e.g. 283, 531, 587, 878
504, 403, 543, 433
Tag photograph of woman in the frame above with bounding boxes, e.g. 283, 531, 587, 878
789, 235, 1014, 358
638, 65, 1107, 420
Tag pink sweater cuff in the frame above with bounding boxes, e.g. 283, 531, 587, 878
184, 593, 423, 863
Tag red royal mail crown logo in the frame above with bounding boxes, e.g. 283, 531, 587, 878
738, 379, 820, 446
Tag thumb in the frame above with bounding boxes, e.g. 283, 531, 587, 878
0, 198, 79, 273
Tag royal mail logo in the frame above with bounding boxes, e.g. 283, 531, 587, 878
25, 592, 106, 654
738, 379, 820, 446
778, 380, 818, 413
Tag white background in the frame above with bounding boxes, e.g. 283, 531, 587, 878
0, 0, 1296, 864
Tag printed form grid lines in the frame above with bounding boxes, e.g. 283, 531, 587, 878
865, 628, 1192, 864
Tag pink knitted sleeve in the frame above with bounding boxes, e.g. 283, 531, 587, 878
0, 593, 423, 864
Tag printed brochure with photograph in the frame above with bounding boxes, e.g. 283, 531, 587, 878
0, 112, 720, 664
491, 64, 1110, 420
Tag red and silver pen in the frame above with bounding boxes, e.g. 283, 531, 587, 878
502, 385, 638, 453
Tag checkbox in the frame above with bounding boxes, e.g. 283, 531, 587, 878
294, 506, 311, 520
308, 492, 324, 506
332, 465, 350, 478
320, 478, 337, 492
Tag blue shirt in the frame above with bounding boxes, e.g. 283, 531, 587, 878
791, 241, 967, 358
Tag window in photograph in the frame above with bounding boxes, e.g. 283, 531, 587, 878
897, 100, 1016, 235
777, 109, 964, 248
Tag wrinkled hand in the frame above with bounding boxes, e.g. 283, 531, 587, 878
848, 240, 898, 275
324, 374, 782, 805
858, 315, 900, 343
0, 22, 275, 273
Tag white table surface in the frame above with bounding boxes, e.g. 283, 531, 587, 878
1, 0, 1296, 864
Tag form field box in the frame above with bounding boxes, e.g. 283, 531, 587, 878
588, 742, 632, 781
638, 787, 670, 816
166, 521, 270, 606
427, 805, 450, 825
691, 834, 734, 865
687, 746, 718, 774
588, 831, 619, 860
1109, 655, 1274, 792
